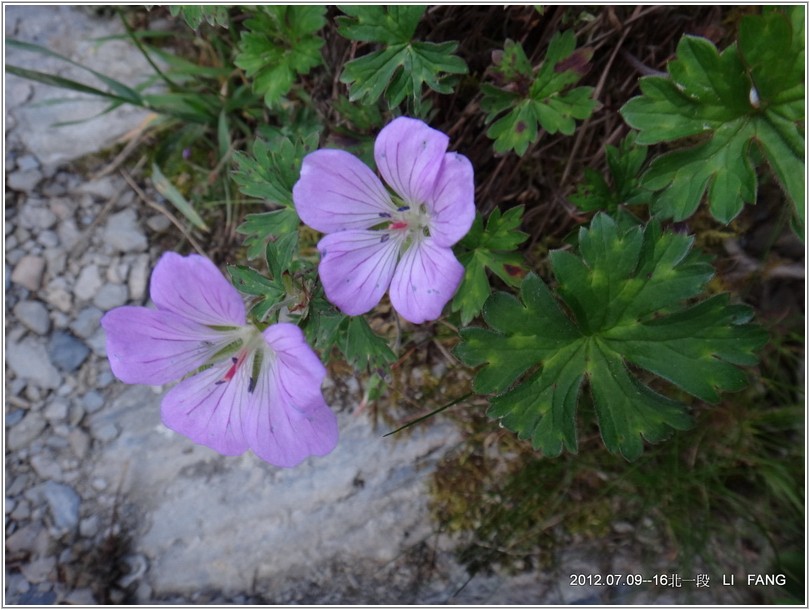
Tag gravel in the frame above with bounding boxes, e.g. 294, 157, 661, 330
13, 300, 52, 335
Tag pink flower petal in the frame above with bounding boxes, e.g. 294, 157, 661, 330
427, 152, 476, 247
317, 229, 401, 316
150, 252, 246, 327
293, 149, 394, 233
101, 306, 230, 385
161, 364, 249, 456
374, 117, 448, 206
389, 238, 464, 324
242, 325, 338, 467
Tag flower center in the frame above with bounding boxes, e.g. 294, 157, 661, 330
382, 203, 431, 242
212, 326, 269, 393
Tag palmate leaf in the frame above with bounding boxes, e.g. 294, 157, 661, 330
482, 33, 597, 156
303, 295, 395, 372
620, 7, 805, 228
570, 132, 649, 212
456, 214, 767, 460
337, 6, 467, 108
452, 207, 528, 325
234, 6, 326, 107
232, 131, 319, 209
168, 6, 230, 30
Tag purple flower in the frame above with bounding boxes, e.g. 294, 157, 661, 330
293, 116, 475, 324
100, 252, 338, 468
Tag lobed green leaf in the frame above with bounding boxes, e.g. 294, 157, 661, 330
620, 7, 805, 227
456, 213, 767, 460
482, 31, 597, 155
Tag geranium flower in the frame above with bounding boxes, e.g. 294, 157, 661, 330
100, 252, 338, 468
293, 116, 475, 324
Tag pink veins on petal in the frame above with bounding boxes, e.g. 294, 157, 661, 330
293, 116, 475, 324
100, 252, 338, 468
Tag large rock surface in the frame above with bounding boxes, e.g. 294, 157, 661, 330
5, 5, 158, 165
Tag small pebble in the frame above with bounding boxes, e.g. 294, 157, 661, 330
41, 481, 81, 534
93, 283, 128, 310
70, 307, 103, 339
13, 300, 51, 335
82, 390, 104, 414
48, 331, 90, 373
11, 255, 46, 291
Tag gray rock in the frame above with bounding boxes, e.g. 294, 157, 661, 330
79, 515, 99, 538
73, 264, 103, 301
128, 253, 150, 301
91, 421, 120, 442
7, 168, 43, 193
146, 213, 172, 233
43, 247, 66, 276
6, 409, 25, 427
93, 283, 129, 310
49, 197, 74, 220
68, 429, 90, 460
36, 230, 60, 248
75, 175, 120, 200
11, 500, 31, 521
13, 300, 51, 335
30, 453, 64, 481
5, 5, 160, 166
43, 397, 70, 421
64, 589, 97, 605
40, 481, 81, 534
56, 218, 81, 250
11, 255, 46, 291
106, 258, 129, 284
82, 390, 105, 414
48, 331, 90, 373
17, 588, 58, 605
7, 412, 48, 451
5, 522, 49, 555
103, 209, 147, 253
70, 307, 103, 339
43, 284, 72, 313
19, 201, 57, 231
6, 339, 62, 390
86, 326, 108, 357
16, 154, 40, 172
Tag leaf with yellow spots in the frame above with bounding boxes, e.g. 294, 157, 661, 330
455, 213, 767, 460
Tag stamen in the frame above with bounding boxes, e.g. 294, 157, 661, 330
248, 351, 263, 394
380, 233, 390, 243
217, 352, 247, 386
397, 205, 410, 212
378, 212, 392, 218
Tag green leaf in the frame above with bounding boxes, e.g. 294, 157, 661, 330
343, 317, 396, 372
620, 8, 805, 227
302, 295, 395, 372
455, 214, 767, 460
150, 163, 209, 231
482, 33, 597, 156
227, 264, 285, 323
168, 6, 230, 29
452, 207, 528, 324
337, 6, 467, 108
232, 131, 319, 208
234, 6, 325, 107
571, 132, 649, 212
7, 38, 144, 105
236, 207, 300, 261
